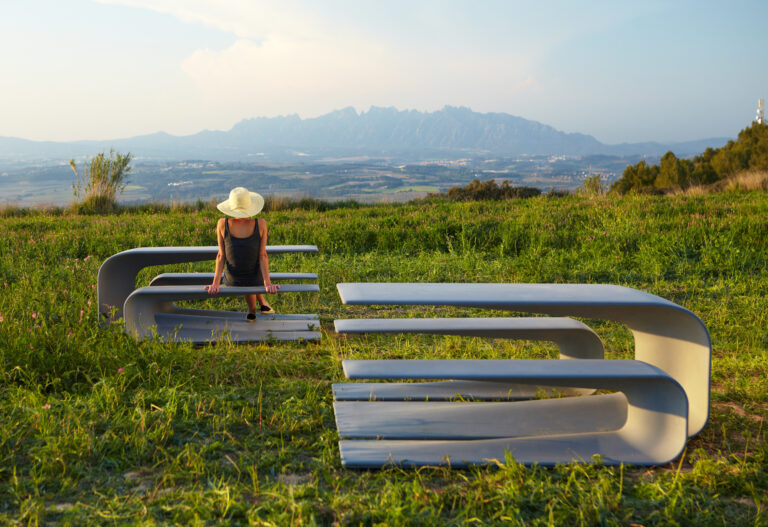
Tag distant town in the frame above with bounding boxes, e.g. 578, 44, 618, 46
0, 153, 638, 206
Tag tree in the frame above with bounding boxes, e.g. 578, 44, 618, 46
656, 151, 692, 189
689, 162, 718, 186
611, 160, 659, 194
70, 149, 133, 213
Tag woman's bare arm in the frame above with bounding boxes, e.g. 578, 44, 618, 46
206, 218, 227, 294
258, 218, 279, 294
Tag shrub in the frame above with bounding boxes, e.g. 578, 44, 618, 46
70, 149, 133, 214
576, 174, 607, 197
430, 179, 541, 201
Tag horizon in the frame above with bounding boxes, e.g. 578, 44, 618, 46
2, 1, 767, 144
0, 105, 738, 147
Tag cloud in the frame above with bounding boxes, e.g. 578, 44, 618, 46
180, 36, 402, 117
95, 0, 343, 41
96, 0, 536, 119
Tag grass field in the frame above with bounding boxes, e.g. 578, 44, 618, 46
0, 192, 766, 525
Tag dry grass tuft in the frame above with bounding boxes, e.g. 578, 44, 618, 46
264, 194, 294, 212
723, 170, 768, 192
668, 170, 768, 196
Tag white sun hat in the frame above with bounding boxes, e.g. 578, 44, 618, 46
217, 187, 265, 217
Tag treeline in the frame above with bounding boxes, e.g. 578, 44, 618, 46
429, 179, 543, 201
612, 122, 768, 194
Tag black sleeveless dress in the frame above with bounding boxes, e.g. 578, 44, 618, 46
223, 219, 264, 286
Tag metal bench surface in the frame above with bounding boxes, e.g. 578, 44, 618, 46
98, 245, 318, 321
150, 272, 318, 286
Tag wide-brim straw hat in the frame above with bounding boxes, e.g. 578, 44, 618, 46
217, 187, 265, 218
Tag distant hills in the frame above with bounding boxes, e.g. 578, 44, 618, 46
0, 106, 730, 165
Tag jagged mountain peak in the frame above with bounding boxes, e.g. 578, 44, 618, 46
0, 106, 731, 162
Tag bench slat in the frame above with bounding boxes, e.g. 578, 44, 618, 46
334, 393, 627, 439
150, 272, 318, 286
343, 359, 671, 383
338, 433, 653, 468
336, 282, 677, 309
332, 381, 586, 401
336, 317, 595, 334
156, 327, 321, 344
157, 309, 317, 321
155, 312, 319, 332
130, 284, 318, 299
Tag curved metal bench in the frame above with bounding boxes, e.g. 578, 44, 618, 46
333, 317, 604, 401
98, 245, 318, 322
332, 282, 710, 467
124, 284, 320, 343
336, 359, 688, 467
336, 283, 710, 439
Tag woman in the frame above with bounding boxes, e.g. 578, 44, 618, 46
206, 187, 280, 320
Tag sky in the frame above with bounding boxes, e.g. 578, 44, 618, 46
1, 0, 767, 144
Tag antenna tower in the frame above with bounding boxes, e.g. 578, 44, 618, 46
757, 98, 765, 125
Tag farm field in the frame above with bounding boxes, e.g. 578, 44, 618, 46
0, 192, 766, 525
0, 153, 629, 207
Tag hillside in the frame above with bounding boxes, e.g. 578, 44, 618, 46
613, 122, 768, 193
0, 192, 766, 523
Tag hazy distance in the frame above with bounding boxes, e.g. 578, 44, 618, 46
1, 0, 766, 144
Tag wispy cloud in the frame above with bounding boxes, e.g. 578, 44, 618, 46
95, 0, 319, 39
96, 0, 536, 118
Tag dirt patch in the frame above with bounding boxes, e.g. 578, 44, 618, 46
712, 401, 767, 423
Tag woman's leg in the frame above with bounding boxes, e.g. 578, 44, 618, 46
245, 294, 257, 314
256, 293, 272, 309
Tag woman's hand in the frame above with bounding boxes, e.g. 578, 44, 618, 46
264, 283, 280, 294
205, 282, 220, 295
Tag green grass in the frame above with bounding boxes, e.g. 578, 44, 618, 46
0, 192, 767, 525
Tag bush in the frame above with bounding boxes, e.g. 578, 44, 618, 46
577, 174, 607, 197
430, 179, 541, 201
70, 149, 133, 214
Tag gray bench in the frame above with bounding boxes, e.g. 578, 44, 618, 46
333, 317, 604, 401
124, 284, 320, 343
98, 245, 318, 322
332, 282, 710, 467
335, 359, 687, 467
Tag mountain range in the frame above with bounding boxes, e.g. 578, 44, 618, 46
0, 106, 730, 164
